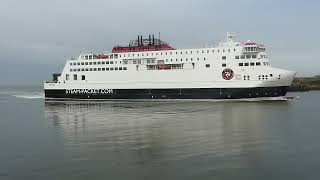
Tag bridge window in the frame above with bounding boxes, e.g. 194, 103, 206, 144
124, 67, 127, 70
245, 63, 249, 66
246, 55, 251, 59
73, 74, 77, 80
256, 62, 261, 66
252, 55, 257, 58
222, 63, 226, 67
81, 75, 85, 80
239, 63, 243, 66
222, 56, 226, 60
206, 64, 210, 68
241, 55, 245, 59
250, 62, 255, 66
85, 62, 88, 65
235, 56, 239, 59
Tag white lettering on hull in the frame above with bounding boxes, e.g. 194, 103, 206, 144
65, 89, 114, 94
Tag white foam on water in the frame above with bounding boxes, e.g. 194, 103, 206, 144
12, 93, 44, 99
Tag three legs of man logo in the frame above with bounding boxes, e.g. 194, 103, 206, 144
222, 69, 234, 80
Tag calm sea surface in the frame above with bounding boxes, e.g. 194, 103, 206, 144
0, 85, 320, 180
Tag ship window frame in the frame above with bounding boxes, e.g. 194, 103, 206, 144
235, 56, 239, 59
245, 63, 249, 66
239, 63, 243, 66
256, 62, 261, 66
206, 64, 210, 68
222, 56, 226, 60
124, 67, 127, 70
241, 55, 245, 59
81, 75, 85, 80
222, 63, 226, 67
250, 62, 255, 66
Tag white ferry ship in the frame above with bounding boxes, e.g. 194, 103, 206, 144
44, 33, 295, 99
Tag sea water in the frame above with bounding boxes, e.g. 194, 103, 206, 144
0, 85, 319, 180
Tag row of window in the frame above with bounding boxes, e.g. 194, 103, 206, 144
66, 74, 86, 81
235, 55, 258, 59
239, 62, 270, 67
120, 48, 238, 58
70, 67, 127, 72
70, 61, 119, 66
81, 54, 119, 60
72, 54, 266, 66
258, 74, 273, 80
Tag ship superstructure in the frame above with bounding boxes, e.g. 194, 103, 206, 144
44, 33, 295, 99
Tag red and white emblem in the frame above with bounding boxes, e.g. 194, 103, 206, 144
222, 68, 234, 80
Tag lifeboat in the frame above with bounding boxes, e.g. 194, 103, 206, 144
96, 54, 108, 59
159, 64, 171, 70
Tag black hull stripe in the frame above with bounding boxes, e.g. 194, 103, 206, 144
44, 87, 288, 100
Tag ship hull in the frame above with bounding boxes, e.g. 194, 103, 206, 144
44, 86, 288, 100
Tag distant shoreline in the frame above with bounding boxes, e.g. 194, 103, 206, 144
289, 76, 320, 91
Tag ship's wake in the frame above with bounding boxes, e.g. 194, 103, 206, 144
12, 93, 45, 99
12, 93, 44, 99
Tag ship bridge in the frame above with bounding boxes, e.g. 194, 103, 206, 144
243, 41, 266, 54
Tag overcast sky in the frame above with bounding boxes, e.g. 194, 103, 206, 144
0, 0, 319, 85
